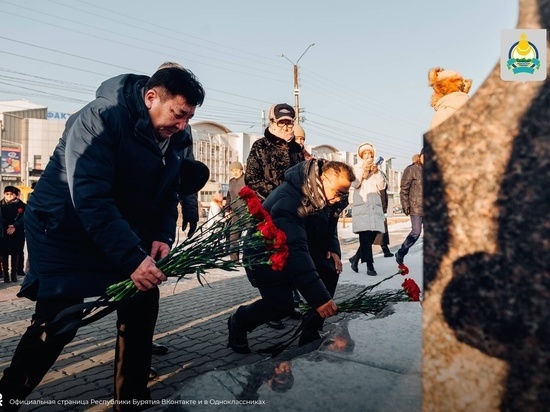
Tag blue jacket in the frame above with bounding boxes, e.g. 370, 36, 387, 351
22, 74, 189, 299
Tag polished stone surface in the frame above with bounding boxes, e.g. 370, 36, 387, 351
153, 302, 421, 411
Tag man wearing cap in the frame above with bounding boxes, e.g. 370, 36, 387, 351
395, 149, 424, 265
226, 161, 246, 263
245, 103, 305, 202
245, 103, 305, 329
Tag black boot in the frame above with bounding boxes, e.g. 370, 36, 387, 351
382, 245, 394, 257
349, 254, 359, 273
10, 255, 19, 282
227, 313, 251, 354
3, 273, 9, 283
366, 263, 377, 276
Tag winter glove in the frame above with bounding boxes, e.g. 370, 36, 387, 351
403, 206, 410, 216
187, 220, 198, 236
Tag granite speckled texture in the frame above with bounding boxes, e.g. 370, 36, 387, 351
423, 0, 550, 410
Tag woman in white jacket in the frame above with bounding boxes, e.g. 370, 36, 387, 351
348, 142, 386, 276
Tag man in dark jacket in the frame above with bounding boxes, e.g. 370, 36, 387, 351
395, 149, 424, 265
227, 159, 355, 353
0, 66, 205, 410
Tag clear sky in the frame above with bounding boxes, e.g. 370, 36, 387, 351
0, 0, 519, 170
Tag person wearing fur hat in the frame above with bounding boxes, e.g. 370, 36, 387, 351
348, 143, 387, 276
226, 161, 246, 263
428, 67, 472, 130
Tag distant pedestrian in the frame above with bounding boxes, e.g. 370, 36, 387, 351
428, 67, 472, 130
0, 186, 26, 283
348, 142, 386, 276
395, 149, 424, 265
293, 124, 313, 160
206, 192, 224, 229
226, 161, 246, 263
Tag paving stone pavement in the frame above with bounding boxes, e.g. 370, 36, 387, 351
0, 268, 365, 412
0, 217, 412, 411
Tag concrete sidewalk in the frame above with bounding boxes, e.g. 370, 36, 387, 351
0, 216, 422, 411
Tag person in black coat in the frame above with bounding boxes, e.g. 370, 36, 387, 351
228, 159, 356, 353
0, 186, 25, 283
0, 66, 205, 410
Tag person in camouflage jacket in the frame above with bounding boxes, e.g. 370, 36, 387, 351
245, 103, 305, 202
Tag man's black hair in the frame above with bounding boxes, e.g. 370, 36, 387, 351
145, 67, 205, 107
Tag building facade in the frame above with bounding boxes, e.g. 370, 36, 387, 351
0, 100, 401, 211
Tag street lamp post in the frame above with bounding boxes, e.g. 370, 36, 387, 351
281, 43, 315, 124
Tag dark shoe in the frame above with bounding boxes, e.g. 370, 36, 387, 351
288, 308, 303, 320
349, 255, 359, 273
151, 342, 169, 355
395, 252, 404, 265
383, 248, 394, 257
367, 266, 377, 276
298, 330, 321, 346
149, 367, 158, 380
266, 320, 285, 330
227, 315, 251, 354
10, 274, 17, 282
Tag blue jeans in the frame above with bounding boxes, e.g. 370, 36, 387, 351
398, 215, 423, 258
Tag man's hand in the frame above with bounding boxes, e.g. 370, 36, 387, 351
150, 241, 170, 260
130, 256, 167, 292
187, 220, 198, 236
315, 300, 338, 318
326, 251, 342, 274
403, 206, 410, 216
6, 225, 15, 235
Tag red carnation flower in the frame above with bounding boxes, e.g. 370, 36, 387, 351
18, 208, 24, 214
398, 263, 409, 276
257, 220, 278, 242
401, 278, 421, 301
270, 245, 289, 271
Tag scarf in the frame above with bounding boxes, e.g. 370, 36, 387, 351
302, 159, 327, 211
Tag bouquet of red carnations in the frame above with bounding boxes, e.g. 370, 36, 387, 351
299, 264, 421, 316
51, 187, 288, 334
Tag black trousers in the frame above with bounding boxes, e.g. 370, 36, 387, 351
236, 262, 339, 334
0, 288, 159, 411
357, 230, 378, 265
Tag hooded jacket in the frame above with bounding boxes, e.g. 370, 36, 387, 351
244, 128, 304, 201
21, 74, 189, 299
246, 159, 344, 309
351, 144, 386, 234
